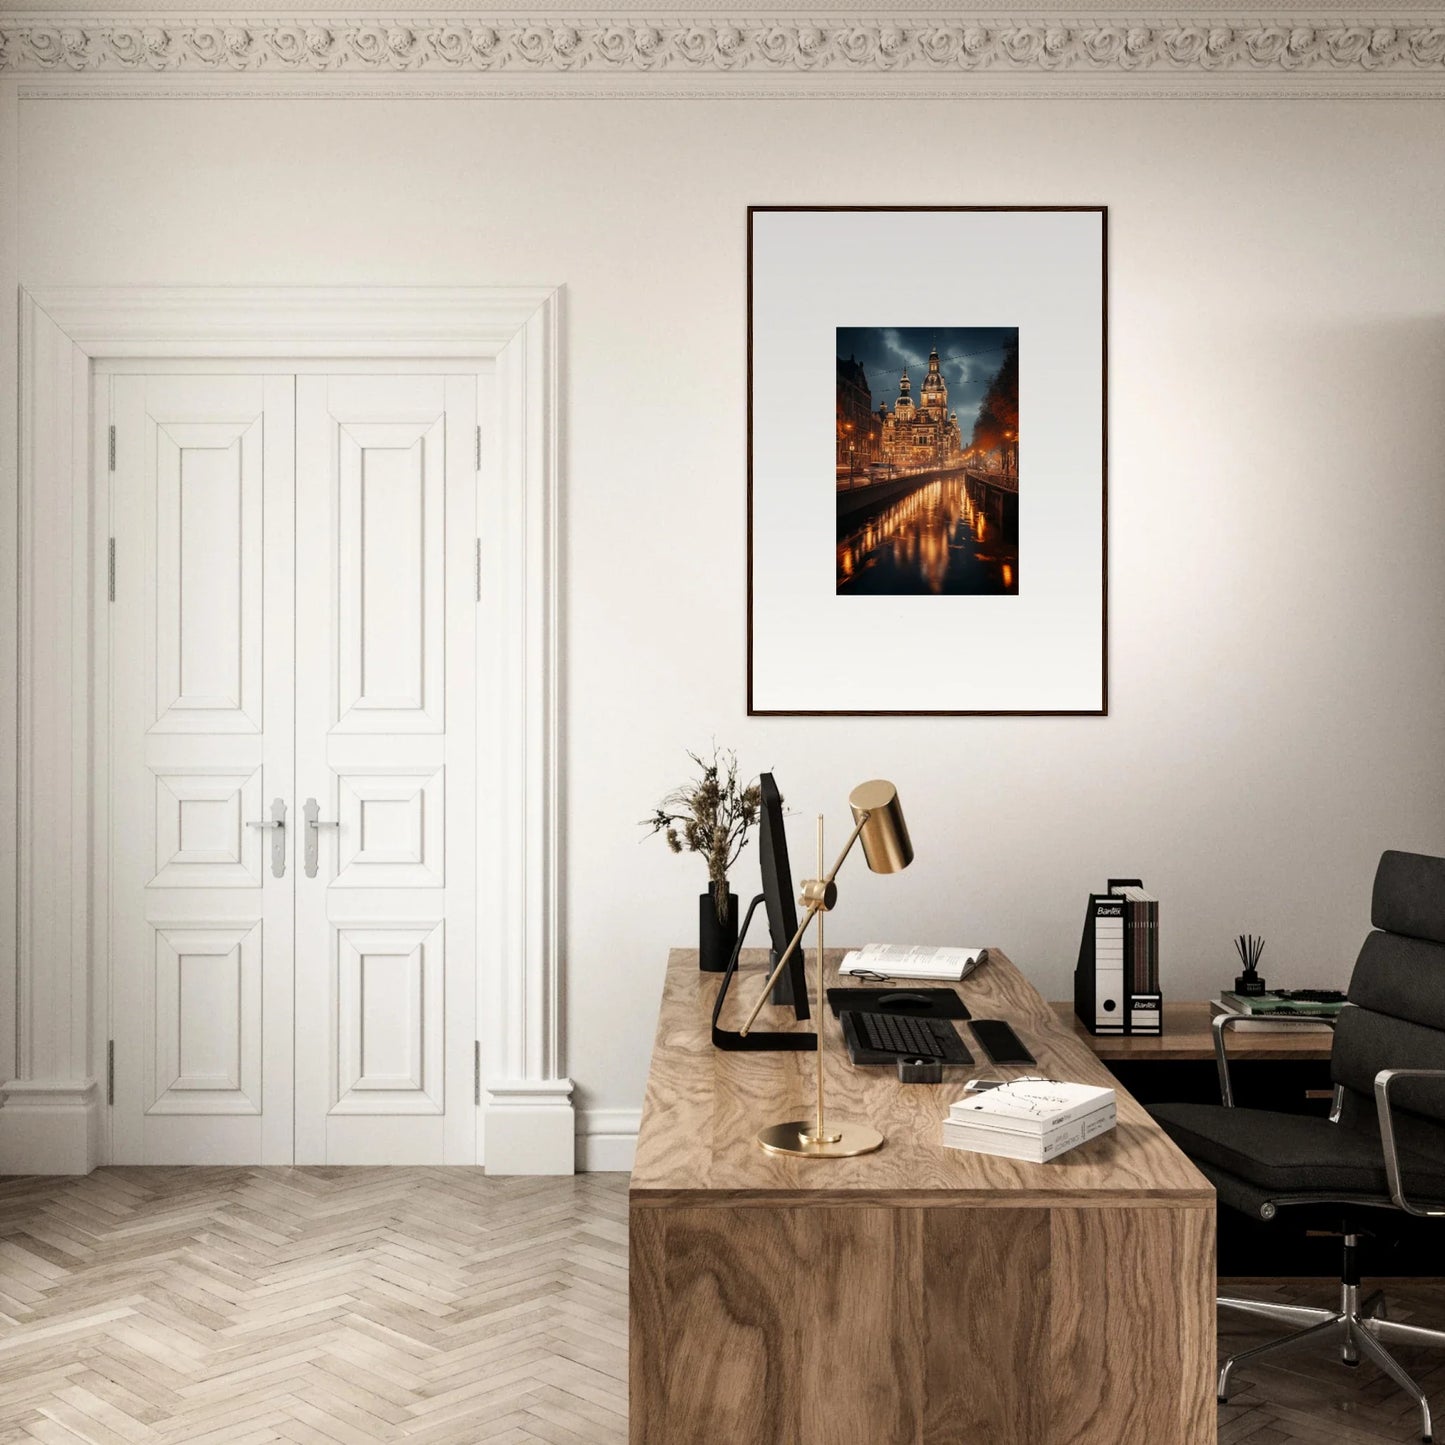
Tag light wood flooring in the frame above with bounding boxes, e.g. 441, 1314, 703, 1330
0, 1169, 628, 1444
0, 1167, 1440, 1443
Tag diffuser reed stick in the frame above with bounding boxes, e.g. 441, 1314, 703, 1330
1233, 933, 1266, 996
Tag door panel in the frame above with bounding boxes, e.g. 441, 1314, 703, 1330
149, 921, 262, 1114
294, 375, 477, 1164
333, 767, 445, 889
150, 767, 265, 888
152, 422, 264, 732
333, 922, 444, 1113
335, 419, 445, 731
110, 375, 295, 1164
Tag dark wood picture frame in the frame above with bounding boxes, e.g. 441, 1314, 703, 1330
746, 204, 1109, 717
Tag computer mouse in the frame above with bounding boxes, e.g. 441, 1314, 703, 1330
878, 991, 932, 1010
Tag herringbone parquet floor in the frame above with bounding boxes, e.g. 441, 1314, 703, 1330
0, 1169, 629, 1444
0, 1168, 1441, 1443
1218, 1278, 1445, 1444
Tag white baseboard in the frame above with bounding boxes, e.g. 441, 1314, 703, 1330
0, 1079, 102, 1175
576, 1108, 639, 1173
0, 1077, 635, 1177
483, 1079, 576, 1175
0, 1078, 633, 1177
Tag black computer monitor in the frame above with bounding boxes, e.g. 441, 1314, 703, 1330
710, 772, 815, 1050
758, 773, 810, 1021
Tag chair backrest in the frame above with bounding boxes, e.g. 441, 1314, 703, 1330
1332, 851, 1445, 1155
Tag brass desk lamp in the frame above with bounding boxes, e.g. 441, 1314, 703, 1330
738, 779, 913, 1158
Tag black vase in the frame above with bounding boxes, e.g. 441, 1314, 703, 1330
699, 885, 739, 972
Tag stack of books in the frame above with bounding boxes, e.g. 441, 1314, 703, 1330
941, 1080, 1117, 1163
1210, 990, 1344, 1033
1118, 886, 1159, 1001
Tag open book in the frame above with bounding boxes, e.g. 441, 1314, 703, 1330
838, 943, 985, 982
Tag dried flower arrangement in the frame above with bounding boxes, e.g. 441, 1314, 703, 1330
642, 746, 763, 922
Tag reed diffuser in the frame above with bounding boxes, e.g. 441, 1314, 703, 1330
1233, 934, 1267, 997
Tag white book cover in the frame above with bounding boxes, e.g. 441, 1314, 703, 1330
943, 1101, 1117, 1144
943, 1102, 1116, 1162
948, 1079, 1115, 1134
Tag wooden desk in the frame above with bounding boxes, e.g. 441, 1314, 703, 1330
631, 949, 1216, 1445
1052, 1000, 1334, 1063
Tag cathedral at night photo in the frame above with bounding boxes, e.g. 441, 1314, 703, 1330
836, 326, 1019, 597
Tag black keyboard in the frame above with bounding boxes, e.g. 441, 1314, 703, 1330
842, 1011, 974, 1065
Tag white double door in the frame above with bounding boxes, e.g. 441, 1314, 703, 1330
108, 370, 480, 1165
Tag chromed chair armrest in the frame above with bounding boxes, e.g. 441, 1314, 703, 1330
1213, 1010, 1338, 1108
1374, 1068, 1445, 1217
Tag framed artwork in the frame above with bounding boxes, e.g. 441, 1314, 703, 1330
747, 206, 1107, 716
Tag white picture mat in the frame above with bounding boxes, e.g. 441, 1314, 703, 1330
749, 208, 1105, 714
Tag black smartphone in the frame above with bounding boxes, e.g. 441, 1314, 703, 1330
970, 1019, 1036, 1066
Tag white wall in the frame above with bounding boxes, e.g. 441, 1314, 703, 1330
16, 94, 1445, 1155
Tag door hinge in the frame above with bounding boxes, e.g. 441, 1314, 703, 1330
474, 538, 482, 603
474, 1041, 481, 1106
106, 1040, 115, 1105
475, 424, 482, 472
107, 538, 116, 602
107, 425, 116, 472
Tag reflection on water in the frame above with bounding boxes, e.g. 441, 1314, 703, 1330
837, 476, 1019, 596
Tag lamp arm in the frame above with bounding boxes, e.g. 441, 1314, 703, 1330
818, 811, 872, 891
736, 902, 820, 1039
738, 812, 871, 1038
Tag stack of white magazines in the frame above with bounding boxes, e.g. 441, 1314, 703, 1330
838, 943, 984, 981
942, 1080, 1117, 1163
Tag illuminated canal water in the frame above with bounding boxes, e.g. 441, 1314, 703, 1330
836, 474, 1019, 596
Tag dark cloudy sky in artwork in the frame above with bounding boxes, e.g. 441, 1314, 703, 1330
837, 327, 1016, 427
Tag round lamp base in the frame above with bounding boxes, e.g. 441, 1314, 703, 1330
756, 1119, 884, 1158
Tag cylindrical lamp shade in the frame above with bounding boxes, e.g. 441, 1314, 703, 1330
848, 780, 914, 874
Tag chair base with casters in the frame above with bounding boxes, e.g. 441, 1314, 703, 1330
1217, 1232, 1444, 1443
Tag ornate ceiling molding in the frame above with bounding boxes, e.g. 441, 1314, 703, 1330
2, 13, 1444, 79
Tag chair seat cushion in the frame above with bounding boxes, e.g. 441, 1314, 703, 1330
1149, 1102, 1445, 1199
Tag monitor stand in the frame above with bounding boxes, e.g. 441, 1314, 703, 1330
711, 894, 816, 1053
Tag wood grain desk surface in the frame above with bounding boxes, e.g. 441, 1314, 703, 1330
1052, 999, 1335, 1062
630, 947, 1212, 1208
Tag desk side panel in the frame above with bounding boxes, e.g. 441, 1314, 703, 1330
628, 1205, 666, 1443
1049, 1205, 1216, 1445
630, 1200, 1212, 1445
631, 1203, 925, 1445
922, 1207, 1051, 1444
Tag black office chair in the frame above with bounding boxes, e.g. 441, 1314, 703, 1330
1151, 849, 1445, 1443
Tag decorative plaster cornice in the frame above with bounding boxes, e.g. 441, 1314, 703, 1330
2, 13, 1445, 77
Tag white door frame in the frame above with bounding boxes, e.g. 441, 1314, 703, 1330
2, 286, 572, 1175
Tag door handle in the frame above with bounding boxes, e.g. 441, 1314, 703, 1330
303, 797, 340, 879
247, 797, 288, 878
